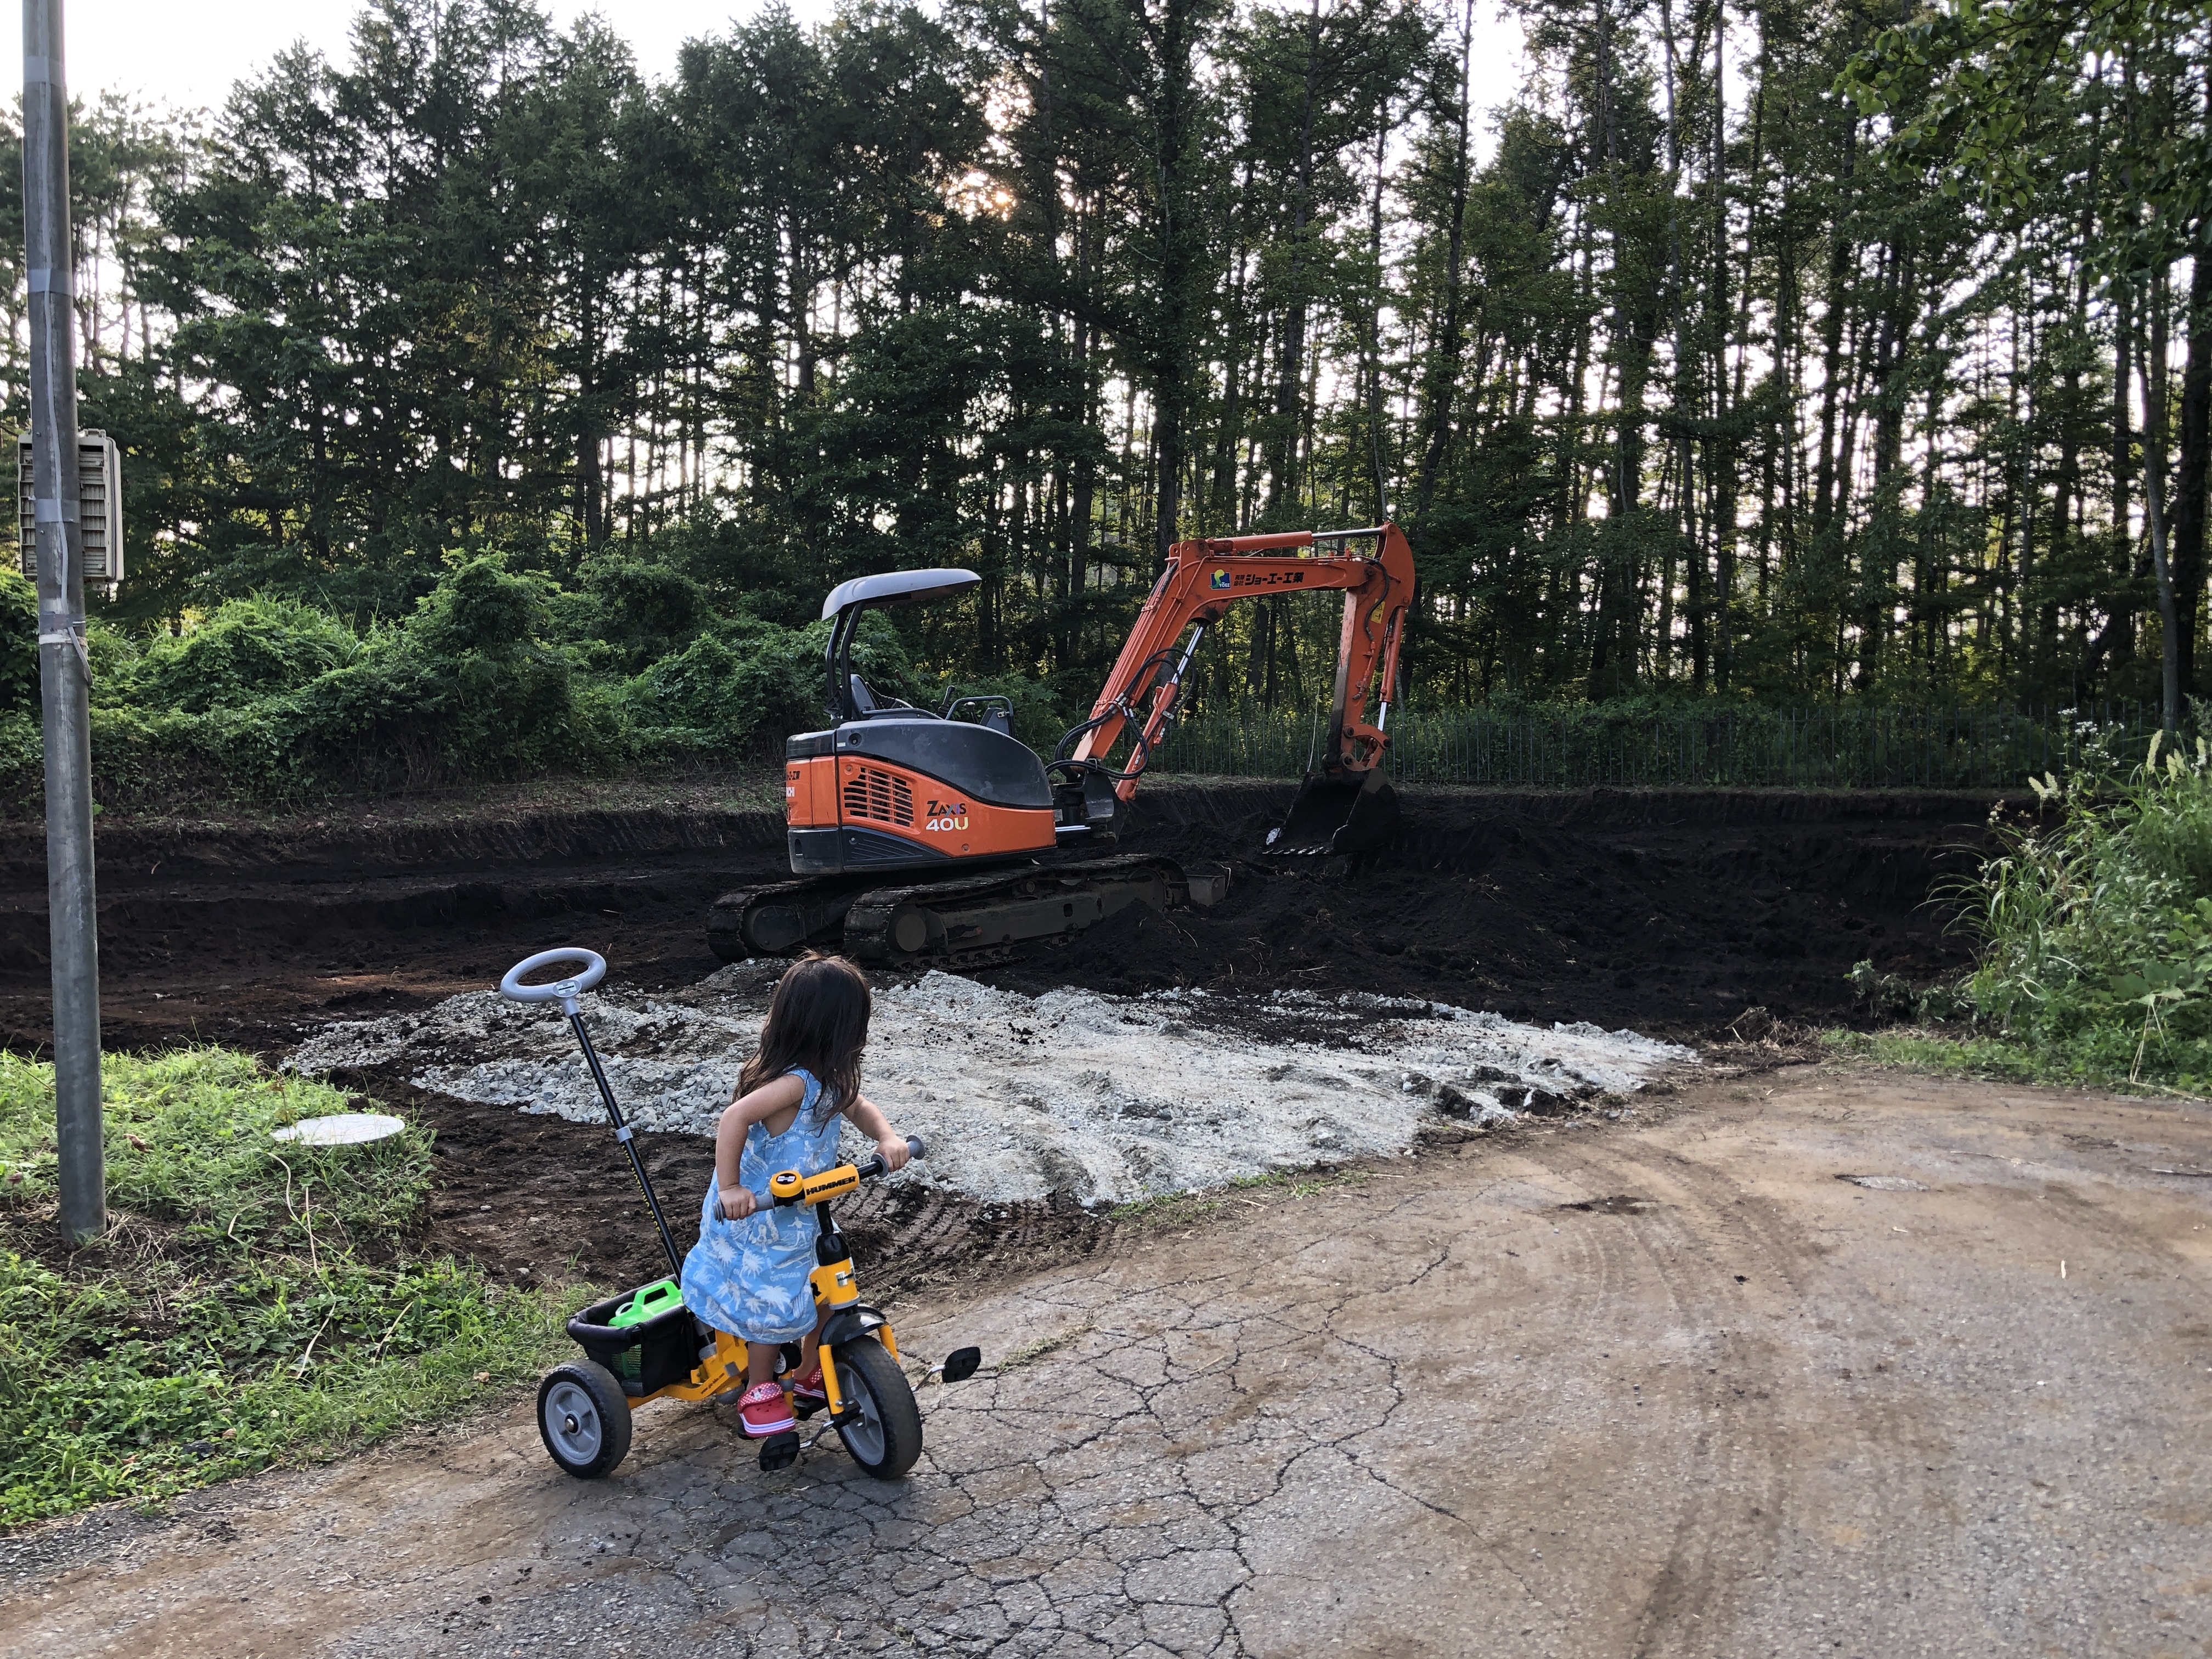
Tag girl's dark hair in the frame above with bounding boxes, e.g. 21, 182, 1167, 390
740, 952, 871, 1116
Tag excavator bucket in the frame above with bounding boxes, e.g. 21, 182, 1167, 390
1266, 769, 1399, 857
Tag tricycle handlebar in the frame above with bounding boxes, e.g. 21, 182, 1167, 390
857, 1135, 926, 1179
770, 1138, 924, 1207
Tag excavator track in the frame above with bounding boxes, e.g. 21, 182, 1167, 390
707, 855, 1227, 969
707, 876, 878, 961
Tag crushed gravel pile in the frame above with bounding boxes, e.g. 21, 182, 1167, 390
288, 964, 1694, 1204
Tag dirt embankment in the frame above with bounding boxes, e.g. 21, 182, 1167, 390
0, 780, 2004, 1058
0, 805, 787, 1053
994, 781, 2004, 1033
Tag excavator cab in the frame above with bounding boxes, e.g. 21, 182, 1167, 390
783, 569, 1063, 880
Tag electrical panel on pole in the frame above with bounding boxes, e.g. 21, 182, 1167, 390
16, 430, 121, 596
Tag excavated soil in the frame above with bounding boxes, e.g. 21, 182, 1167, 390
0, 780, 2007, 1052
989, 781, 2002, 1031
0, 778, 2008, 1284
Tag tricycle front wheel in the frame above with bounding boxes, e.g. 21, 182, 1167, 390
831, 1336, 922, 1479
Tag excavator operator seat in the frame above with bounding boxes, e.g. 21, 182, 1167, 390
822, 568, 979, 724
848, 674, 880, 715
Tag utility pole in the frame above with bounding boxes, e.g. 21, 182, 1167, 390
24, 0, 103, 1245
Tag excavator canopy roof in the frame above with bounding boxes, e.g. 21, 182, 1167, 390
821, 567, 979, 621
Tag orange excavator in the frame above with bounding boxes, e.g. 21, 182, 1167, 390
706, 523, 1414, 967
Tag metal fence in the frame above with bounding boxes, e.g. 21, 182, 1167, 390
1146, 701, 2159, 791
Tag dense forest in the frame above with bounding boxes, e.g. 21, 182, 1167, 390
3, 0, 2209, 754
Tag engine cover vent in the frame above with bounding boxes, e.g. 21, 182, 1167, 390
842, 766, 915, 828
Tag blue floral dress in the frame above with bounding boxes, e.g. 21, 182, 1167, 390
679, 1067, 844, 1345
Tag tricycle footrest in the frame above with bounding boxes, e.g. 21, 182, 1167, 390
758, 1431, 800, 1472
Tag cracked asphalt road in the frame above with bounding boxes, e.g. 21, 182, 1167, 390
6, 1064, 2211, 1658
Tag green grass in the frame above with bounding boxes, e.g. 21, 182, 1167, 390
1883, 725, 2212, 1092
0, 1048, 574, 1527
1823, 1028, 2212, 1099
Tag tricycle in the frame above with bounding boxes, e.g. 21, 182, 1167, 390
497, 947, 980, 1481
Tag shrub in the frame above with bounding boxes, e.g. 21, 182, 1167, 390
551, 554, 721, 674
0, 546, 1007, 812
129, 597, 359, 713
0, 572, 36, 716
630, 611, 928, 754
279, 556, 599, 788
404, 554, 553, 659
1948, 721, 2212, 1085
0, 556, 616, 811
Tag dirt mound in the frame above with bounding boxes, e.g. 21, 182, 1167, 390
296, 966, 1691, 1205
983, 782, 2007, 1037
1028, 899, 1244, 995
361, 1075, 1114, 1301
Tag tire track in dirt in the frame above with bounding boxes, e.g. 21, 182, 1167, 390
1537, 1133, 1829, 1655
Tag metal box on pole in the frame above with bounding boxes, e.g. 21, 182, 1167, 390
16, 430, 122, 595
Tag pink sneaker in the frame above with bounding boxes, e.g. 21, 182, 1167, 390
738, 1381, 795, 1437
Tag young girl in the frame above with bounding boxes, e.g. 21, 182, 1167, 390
679, 952, 910, 1437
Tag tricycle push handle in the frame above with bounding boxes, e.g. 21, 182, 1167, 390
494, 946, 682, 1280
499, 948, 608, 1017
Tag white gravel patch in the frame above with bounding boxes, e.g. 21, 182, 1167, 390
287, 965, 1694, 1205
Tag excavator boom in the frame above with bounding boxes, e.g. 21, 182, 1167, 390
1057, 523, 1414, 854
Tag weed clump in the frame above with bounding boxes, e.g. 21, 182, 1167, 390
1925, 720, 2212, 1088
0, 1048, 568, 1525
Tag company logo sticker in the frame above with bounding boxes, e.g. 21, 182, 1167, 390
1210, 568, 1230, 590
925, 798, 971, 832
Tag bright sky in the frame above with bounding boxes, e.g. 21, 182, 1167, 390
7, 0, 1532, 138
3, 2, 830, 115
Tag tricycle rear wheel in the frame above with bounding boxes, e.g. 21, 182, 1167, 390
538, 1360, 633, 1479
831, 1336, 922, 1479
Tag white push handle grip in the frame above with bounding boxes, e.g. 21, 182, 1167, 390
499, 948, 607, 1015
